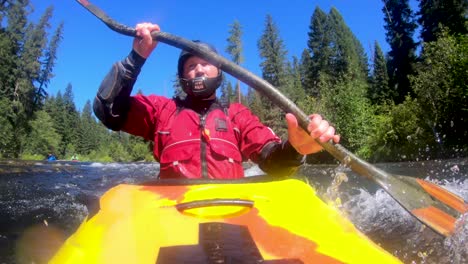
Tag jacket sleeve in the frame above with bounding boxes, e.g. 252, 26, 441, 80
257, 140, 305, 177
93, 50, 146, 131
230, 103, 304, 176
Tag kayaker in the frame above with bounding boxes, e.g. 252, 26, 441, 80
47, 153, 57, 161
93, 22, 340, 179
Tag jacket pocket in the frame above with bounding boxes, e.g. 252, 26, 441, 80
159, 141, 200, 179
209, 140, 244, 179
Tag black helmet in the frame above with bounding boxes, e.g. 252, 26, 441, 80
178, 41, 223, 98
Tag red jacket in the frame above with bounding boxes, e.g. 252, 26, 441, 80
122, 95, 280, 179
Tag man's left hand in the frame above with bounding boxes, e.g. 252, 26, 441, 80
286, 113, 340, 155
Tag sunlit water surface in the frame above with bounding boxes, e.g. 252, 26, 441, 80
0, 159, 467, 264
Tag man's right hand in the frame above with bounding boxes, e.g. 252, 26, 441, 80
133, 23, 160, 58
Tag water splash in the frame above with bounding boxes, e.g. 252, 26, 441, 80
341, 177, 468, 264
244, 164, 265, 177
444, 213, 468, 264
343, 188, 415, 234
325, 171, 348, 208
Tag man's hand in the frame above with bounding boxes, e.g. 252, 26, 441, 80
286, 113, 340, 155
133, 23, 160, 58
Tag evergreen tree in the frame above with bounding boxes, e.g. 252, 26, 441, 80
369, 41, 391, 104
418, 0, 468, 43
299, 49, 313, 96
307, 7, 331, 97
327, 8, 368, 80
38, 21, 64, 104
220, 81, 236, 103
246, 88, 266, 122
45, 90, 68, 155
77, 100, 100, 155
19, 6, 53, 113
306, 7, 373, 155
1, 0, 29, 157
126, 132, 153, 161
382, 0, 418, 104
0, 1, 63, 157
257, 14, 289, 137
225, 19, 244, 103
307, 7, 368, 97
61, 83, 80, 156
0, 98, 14, 158
284, 56, 306, 104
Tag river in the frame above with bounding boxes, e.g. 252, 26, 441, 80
0, 158, 467, 264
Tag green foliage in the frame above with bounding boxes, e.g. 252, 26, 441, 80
23, 110, 61, 157
84, 147, 113, 163
20, 153, 45, 161
367, 98, 433, 161
126, 134, 153, 161
108, 141, 131, 162
0, 1, 63, 158
410, 31, 468, 154
317, 71, 375, 158
0, 98, 14, 158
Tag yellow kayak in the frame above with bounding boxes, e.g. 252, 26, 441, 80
50, 177, 402, 263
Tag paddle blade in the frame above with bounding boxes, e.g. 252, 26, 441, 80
415, 179, 468, 214
383, 174, 467, 237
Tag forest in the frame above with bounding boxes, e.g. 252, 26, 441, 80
0, 0, 467, 163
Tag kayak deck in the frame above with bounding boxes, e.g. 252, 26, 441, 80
50, 177, 402, 263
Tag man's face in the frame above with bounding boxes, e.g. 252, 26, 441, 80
182, 56, 219, 80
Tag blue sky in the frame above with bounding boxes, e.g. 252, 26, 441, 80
29, 0, 417, 111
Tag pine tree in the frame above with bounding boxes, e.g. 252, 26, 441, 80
0, 98, 14, 158
284, 56, 306, 105
220, 81, 236, 103
2, 0, 30, 157
307, 7, 332, 97
306, 7, 373, 155
257, 14, 289, 137
382, 0, 418, 104
418, 0, 468, 43
0, 2, 63, 157
307, 7, 368, 97
327, 8, 368, 80
38, 22, 64, 104
299, 49, 314, 96
226, 19, 244, 103
369, 41, 391, 104
77, 100, 100, 155
19, 5, 53, 113
61, 83, 80, 156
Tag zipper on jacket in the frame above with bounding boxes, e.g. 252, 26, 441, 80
199, 113, 208, 178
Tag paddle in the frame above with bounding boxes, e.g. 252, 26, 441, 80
75, 0, 468, 237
